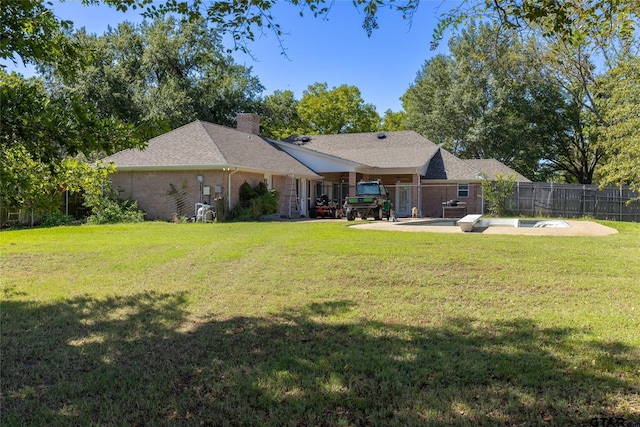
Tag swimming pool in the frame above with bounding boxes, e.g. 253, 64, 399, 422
400, 218, 571, 229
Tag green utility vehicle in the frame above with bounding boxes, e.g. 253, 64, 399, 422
344, 180, 391, 221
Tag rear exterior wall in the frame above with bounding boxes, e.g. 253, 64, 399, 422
111, 170, 286, 220
111, 170, 226, 220
421, 183, 483, 218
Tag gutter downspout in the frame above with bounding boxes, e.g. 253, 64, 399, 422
227, 167, 239, 211
415, 169, 422, 217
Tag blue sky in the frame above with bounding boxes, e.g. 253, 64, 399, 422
4, 0, 455, 113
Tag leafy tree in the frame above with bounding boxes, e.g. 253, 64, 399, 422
5, 1, 636, 66
402, 54, 463, 151
0, 142, 123, 222
381, 110, 406, 131
260, 85, 381, 138
0, 70, 142, 215
0, 146, 58, 215
403, 24, 570, 181
39, 16, 263, 134
432, 0, 638, 50
526, 25, 628, 184
481, 173, 516, 217
296, 83, 380, 135
464, 1, 636, 187
541, 100, 605, 185
260, 90, 302, 140
597, 57, 640, 195
1, 71, 141, 164
101, 1, 639, 55
0, 0, 77, 68
2, 0, 147, 221
61, 158, 145, 224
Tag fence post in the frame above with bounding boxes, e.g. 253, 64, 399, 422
620, 186, 623, 221
531, 185, 535, 217
516, 182, 520, 215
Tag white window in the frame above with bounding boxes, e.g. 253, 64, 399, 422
458, 184, 469, 198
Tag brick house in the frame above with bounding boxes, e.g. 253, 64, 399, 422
103, 114, 529, 220
272, 132, 530, 218
103, 114, 320, 220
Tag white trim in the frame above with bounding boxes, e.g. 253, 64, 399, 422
114, 163, 320, 179
300, 178, 307, 217
394, 184, 413, 217
457, 183, 470, 198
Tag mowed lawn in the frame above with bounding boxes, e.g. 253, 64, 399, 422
1, 220, 639, 426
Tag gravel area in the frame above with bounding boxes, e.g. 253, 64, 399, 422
347, 218, 618, 236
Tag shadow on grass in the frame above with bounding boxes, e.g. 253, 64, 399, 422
2, 293, 638, 426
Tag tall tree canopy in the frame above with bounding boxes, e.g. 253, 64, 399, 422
297, 83, 380, 135
39, 16, 263, 134
432, 0, 639, 51
260, 83, 381, 138
4, 0, 637, 66
522, 1, 639, 184
403, 24, 571, 181
259, 90, 302, 141
1, 71, 140, 164
597, 57, 640, 194
3, 0, 638, 190
0, 0, 76, 67
0, 70, 141, 212
381, 110, 406, 132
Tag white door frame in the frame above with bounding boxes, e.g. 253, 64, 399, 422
395, 185, 413, 217
299, 178, 307, 217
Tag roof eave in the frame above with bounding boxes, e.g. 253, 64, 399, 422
358, 166, 427, 175
112, 163, 321, 179
113, 164, 229, 172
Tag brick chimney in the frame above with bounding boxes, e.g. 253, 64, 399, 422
236, 113, 260, 135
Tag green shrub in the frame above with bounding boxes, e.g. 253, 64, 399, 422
481, 173, 517, 216
238, 182, 255, 208
254, 181, 269, 196
86, 199, 145, 225
40, 212, 75, 227
231, 183, 280, 221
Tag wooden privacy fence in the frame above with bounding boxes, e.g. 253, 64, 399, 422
507, 183, 640, 222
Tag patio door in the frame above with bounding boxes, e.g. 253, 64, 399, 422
395, 185, 412, 217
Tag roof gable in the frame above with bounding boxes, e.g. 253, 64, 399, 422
423, 148, 480, 180
103, 120, 319, 177
104, 121, 226, 168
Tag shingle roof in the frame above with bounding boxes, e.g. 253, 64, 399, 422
103, 120, 320, 178
423, 148, 481, 180
464, 159, 531, 182
281, 131, 440, 169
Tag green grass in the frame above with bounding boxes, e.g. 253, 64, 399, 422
2, 220, 639, 426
